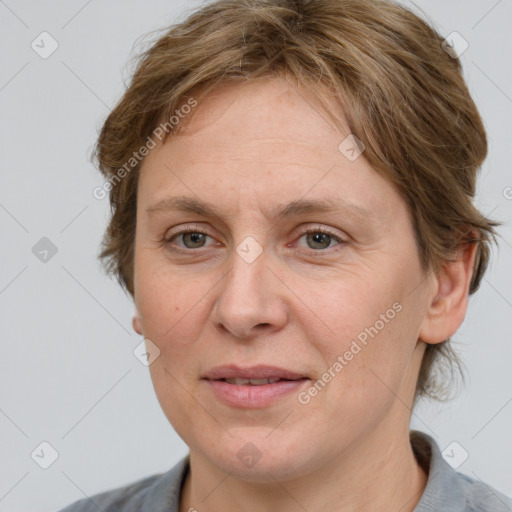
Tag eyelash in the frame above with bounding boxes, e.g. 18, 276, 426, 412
163, 225, 347, 254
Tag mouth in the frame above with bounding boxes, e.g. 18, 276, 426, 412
202, 364, 309, 382
219, 377, 301, 386
202, 365, 310, 408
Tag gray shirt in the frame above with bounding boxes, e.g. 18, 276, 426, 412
58, 431, 512, 511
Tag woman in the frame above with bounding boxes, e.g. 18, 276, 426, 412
60, 0, 511, 510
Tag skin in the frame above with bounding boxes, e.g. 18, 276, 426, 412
131, 76, 477, 512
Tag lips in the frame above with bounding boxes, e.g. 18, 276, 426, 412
202, 365, 310, 408
224, 377, 281, 385
202, 364, 308, 382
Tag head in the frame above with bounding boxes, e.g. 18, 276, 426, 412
93, 0, 499, 480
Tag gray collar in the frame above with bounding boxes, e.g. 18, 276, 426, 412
412, 430, 511, 511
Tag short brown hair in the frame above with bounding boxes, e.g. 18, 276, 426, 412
93, 0, 500, 400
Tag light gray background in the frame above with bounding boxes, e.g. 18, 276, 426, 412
0, 1, 511, 510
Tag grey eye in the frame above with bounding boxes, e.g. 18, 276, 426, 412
304, 232, 337, 250
181, 232, 208, 248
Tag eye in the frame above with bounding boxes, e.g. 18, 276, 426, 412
295, 227, 346, 251
165, 228, 215, 250
164, 225, 347, 253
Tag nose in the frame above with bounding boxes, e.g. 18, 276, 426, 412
211, 243, 289, 340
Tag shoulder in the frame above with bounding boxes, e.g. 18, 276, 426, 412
457, 473, 512, 512
57, 474, 161, 512
434, 472, 512, 512
411, 431, 512, 512
57, 455, 189, 512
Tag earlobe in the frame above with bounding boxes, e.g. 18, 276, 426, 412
418, 240, 478, 345
132, 309, 143, 335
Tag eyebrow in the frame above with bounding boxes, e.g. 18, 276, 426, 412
146, 195, 378, 222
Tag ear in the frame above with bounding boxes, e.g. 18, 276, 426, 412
419, 240, 478, 345
132, 309, 143, 335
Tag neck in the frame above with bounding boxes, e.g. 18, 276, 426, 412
180, 422, 427, 512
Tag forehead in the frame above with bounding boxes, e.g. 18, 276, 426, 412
173, 77, 348, 152
138, 77, 403, 225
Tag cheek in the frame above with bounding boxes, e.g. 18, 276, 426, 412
135, 257, 212, 343
297, 268, 419, 395
147, 360, 205, 447
295, 301, 416, 443
301, 274, 401, 349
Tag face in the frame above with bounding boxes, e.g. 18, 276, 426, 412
132, 77, 436, 481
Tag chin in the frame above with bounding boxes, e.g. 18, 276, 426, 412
197, 431, 321, 483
